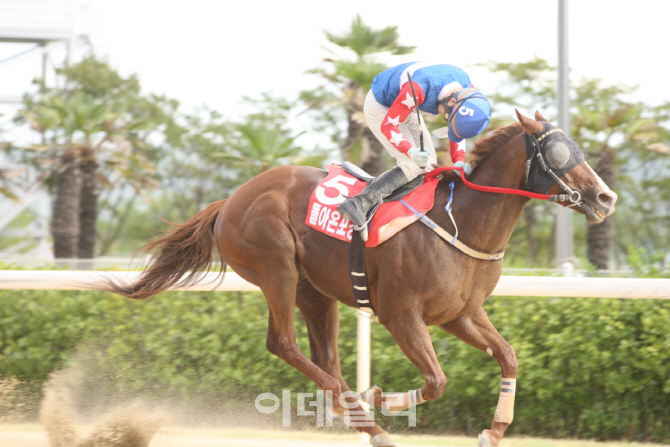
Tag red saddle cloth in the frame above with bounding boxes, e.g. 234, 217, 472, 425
305, 165, 440, 247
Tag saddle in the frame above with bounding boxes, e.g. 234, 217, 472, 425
341, 161, 424, 203
341, 162, 425, 315
306, 162, 441, 314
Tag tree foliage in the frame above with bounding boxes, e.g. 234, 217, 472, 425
303, 15, 415, 175
95, 93, 329, 255
212, 95, 325, 179
14, 55, 170, 260
482, 57, 670, 269
6, 55, 330, 257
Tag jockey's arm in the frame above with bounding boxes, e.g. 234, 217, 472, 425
379, 81, 426, 156
448, 82, 475, 165
449, 140, 466, 164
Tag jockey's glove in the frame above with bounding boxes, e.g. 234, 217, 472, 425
453, 161, 472, 176
408, 147, 429, 168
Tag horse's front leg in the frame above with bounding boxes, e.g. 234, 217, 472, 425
439, 306, 518, 447
375, 311, 447, 420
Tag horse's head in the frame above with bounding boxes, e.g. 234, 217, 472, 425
516, 110, 617, 224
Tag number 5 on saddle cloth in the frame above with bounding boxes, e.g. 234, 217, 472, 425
305, 162, 437, 314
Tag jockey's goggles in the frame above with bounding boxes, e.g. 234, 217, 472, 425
441, 90, 489, 126
438, 91, 460, 120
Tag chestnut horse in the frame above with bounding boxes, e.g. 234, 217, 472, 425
102, 111, 616, 447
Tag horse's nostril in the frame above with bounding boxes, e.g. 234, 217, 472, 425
598, 191, 617, 207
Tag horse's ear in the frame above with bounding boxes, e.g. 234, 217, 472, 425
515, 109, 544, 134
534, 110, 549, 122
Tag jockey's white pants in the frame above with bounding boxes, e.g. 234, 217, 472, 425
363, 90, 438, 181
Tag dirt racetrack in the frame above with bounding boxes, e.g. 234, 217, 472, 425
4, 425, 670, 447
12, 371, 466, 447
0, 429, 361, 447
0, 426, 469, 447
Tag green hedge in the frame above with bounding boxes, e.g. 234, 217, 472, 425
0, 289, 669, 442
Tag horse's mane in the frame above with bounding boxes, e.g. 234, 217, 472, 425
469, 122, 524, 170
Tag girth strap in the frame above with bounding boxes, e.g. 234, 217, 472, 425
349, 229, 374, 313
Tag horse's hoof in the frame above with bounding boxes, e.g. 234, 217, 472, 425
362, 385, 382, 407
478, 430, 494, 447
370, 432, 396, 447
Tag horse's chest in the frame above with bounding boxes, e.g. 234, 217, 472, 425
421, 289, 486, 325
419, 263, 502, 325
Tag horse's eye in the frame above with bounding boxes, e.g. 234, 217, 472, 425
544, 141, 571, 169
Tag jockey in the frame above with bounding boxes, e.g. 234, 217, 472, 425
338, 62, 492, 241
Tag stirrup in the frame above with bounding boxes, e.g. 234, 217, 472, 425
339, 201, 366, 227
353, 203, 380, 242
342, 203, 375, 243
353, 223, 369, 242
340, 209, 368, 242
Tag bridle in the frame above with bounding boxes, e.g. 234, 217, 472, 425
408, 123, 588, 261
524, 125, 584, 206
425, 123, 586, 206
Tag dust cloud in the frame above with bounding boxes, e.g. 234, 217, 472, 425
35, 357, 296, 447
40, 373, 163, 447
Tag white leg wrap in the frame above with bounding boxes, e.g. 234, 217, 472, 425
381, 388, 426, 412
370, 433, 396, 447
478, 430, 493, 447
493, 378, 516, 423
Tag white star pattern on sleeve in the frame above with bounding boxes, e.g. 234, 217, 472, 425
386, 116, 401, 126
389, 131, 405, 147
400, 92, 416, 109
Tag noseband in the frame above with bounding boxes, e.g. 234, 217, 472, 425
524, 125, 585, 205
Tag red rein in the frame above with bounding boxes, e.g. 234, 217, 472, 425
425, 167, 552, 201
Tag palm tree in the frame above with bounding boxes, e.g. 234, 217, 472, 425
306, 15, 415, 175
0, 141, 24, 201
17, 56, 164, 260
483, 57, 670, 269
214, 96, 326, 180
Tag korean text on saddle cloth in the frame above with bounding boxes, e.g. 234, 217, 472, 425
305, 166, 367, 242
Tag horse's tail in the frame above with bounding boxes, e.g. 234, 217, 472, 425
103, 200, 227, 300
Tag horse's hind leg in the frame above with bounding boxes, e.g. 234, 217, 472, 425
217, 185, 390, 444
295, 281, 349, 391
217, 195, 343, 423
295, 281, 389, 442
439, 306, 518, 447
261, 264, 339, 399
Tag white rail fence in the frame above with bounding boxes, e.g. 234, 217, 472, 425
1, 270, 669, 298
1, 270, 669, 398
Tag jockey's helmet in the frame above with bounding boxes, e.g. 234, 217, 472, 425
446, 88, 491, 143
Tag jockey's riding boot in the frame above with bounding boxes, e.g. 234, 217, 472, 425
338, 166, 410, 241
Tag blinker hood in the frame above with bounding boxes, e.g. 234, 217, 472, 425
524, 123, 585, 194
